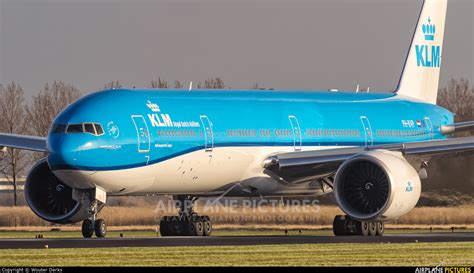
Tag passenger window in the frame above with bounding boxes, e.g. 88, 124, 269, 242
84, 123, 96, 135
52, 124, 67, 134
67, 124, 83, 133
94, 124, 104, 135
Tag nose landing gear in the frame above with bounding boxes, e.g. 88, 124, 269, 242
81, 198, 107, 238
81, 218, 107, 238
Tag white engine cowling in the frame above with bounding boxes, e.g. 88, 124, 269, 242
334, 150, 421, 221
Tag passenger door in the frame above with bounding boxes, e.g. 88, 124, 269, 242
131, 115, 151, 153
200, 115, 213, 152
360, 116, 373, 146
289, 115, 302, 151
424, 117, 434, 139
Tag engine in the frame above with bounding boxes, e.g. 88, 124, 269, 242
334, 151, 421, 221
25, 159, 95, 224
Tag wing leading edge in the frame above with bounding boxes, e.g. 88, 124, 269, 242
0, 133, 47, 152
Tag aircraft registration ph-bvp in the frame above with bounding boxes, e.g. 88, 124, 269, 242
1, 0, 474, 238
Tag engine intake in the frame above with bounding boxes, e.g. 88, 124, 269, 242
334, 151, 421, 221
25, 159, 93, 224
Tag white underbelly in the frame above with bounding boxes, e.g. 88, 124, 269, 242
54, 145, 344, 195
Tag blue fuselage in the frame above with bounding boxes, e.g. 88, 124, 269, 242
47, 89, 453, 172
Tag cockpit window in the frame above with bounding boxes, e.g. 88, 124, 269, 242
66, 124, 83, 133
51, 122, 104, 136
51, 124, 67, 134
94, 124, 104, 135
84, 123, 96, 135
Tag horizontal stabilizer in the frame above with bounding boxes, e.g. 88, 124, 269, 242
440, 121, 474, 135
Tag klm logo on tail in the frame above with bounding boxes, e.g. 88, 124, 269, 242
415, 17, 441, 68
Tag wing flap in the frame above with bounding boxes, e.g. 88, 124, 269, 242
403, 136, 474, 156
0, 133, 47, 152
264, 147, 363, 170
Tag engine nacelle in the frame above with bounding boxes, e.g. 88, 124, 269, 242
334, 151, 421, 221
25, 159, 95, 224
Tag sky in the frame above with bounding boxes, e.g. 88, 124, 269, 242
0, 0, 473, 98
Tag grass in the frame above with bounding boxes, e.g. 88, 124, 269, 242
1, 203, 471, 266
0, 242, 472, 266
1, 205, 473, 227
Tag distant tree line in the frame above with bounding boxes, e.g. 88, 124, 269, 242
104, 77, 233, 90
104, 77, 267, 90
0, 77, 472, 206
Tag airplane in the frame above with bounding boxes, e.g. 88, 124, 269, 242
1, 0, 474, 238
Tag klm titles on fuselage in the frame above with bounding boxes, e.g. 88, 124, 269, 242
146, 100, 173, 127
148, 113, 173, 127
415, 17, 441, 68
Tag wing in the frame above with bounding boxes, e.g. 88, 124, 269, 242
263, 136, 474, 182
0, 133, 47, 152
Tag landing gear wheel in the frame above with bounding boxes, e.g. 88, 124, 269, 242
94, 219, 107, 238
203, 216, 212, 236
368, 222, 377, 236
333, 215, 347, 236
183, 220, 196, 236
356, 221, 370, 236
332, 215, 384, 237
82, 219, 94, 238
193, 220, 204, 236
171, 217, 182, 236
160, 196, 213, 236
376, 222, 385, 236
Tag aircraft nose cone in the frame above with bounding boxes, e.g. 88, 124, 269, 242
47, 135, 80, 170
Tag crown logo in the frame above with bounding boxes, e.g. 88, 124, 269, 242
422, 17, 435, 41
146, 100, 160, 112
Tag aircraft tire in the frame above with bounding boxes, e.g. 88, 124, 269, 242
368, 222, 377, 236
203, 216, 212, 236
82, 219, 94, 238
376, 222, 385, 236
356, 220, 370, 236
333, 215, 348, 236
94, 219, 107, 238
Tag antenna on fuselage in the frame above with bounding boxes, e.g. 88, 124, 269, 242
189, 81, 193, 91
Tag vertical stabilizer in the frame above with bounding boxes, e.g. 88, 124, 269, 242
395, 0, 448, 104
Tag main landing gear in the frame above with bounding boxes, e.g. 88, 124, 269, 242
81, 201, 107, 238
333, 215, 384, 236
160, 195, 212, 237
